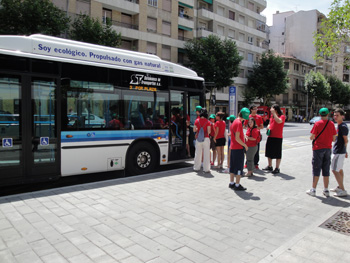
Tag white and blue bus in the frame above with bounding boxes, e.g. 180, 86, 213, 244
0, 34, 204, 186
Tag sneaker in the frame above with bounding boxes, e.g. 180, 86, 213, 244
255, 165, 259, 170
210, 162, 214, 166
334, 190, 348, 197
234, 184, 247, 191
228, 183, 235, 189
306, 189, 316, 196
272, 168, 280, 174
263, 166, 273, 171
330, 186, 341, 192
323, 190, 330, 197
223, 168, 230, 173
244, 164, 247, 168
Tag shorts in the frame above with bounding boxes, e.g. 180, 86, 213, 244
312, 148, 331, 177
210, 137, 216, 150
230, 148, 244, 175
215, 137, 226, 147
331, 153, 346, 172
265, 137, 283, 159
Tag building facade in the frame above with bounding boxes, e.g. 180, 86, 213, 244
51, 0, 267, 114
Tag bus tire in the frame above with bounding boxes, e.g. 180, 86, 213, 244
126, 142, 157, 175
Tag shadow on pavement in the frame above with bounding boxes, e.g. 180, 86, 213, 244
316, 196, 350, 207
246, 175, 267, 181
232, 190, 261, 201
195, 171, 214, 178
273, 172, 295, 180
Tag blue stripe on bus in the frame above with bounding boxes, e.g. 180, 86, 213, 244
61, 130, 169, 143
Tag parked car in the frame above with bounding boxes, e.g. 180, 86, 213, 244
68, 113, 106, 128
309, 116, 321, 125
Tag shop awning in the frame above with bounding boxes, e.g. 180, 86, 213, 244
179, 2, 193, 9
178, 25, 192, 31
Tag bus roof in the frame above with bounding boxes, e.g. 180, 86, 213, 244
0, 34, 203, 80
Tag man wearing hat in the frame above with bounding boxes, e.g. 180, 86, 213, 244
195, 105, 202, 120
306, 108, 336, 197
229, 108, 249, 190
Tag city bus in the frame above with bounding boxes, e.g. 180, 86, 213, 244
0, 34, 204, 186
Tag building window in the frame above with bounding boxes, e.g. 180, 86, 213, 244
228, 29, 235, 39
247, 36, 253, 44
229, 10, 235, 20
239, 0, 245, 7
283, 93, 289, 104
147, 17, 157, 32
238, 50, 245, 58
284, 62, 289, 70
294, 63, 299, 71
248, 19, 254, 28
102, 8, 112, 24
121, 40, 132, 50
218, 6, 224, 16
239, 68, 245, 78
121, 13, 132, 28
238, 32, 245, 42
162, 21, 171, 36
217, 25, 224, 36
248, 2, 254, 11
162, 45, 171, 61
239, 15, 245, 25
247, 53, 254, 62
148, 0, 158, 7
163, 0, 171, 12
199, 22, 207, 30
76, 0, 90, 14
147, 42, 157, 55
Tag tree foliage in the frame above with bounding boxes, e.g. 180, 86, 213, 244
70, 15, 122, 47
305, 70, 330, 117
327, 75, 350, 106
184, 35, 242, 91
314, 0, 350, 61
0, 0, 70, 36
245, 50, 289, 105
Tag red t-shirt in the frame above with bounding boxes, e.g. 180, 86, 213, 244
214, 120, 226, 139
246, 127, 259, 147
269, 114, 286, 138
210, 122, 215, 137
194, 118, 211, 138
230, 119, 244, 149
244, 114, 264, 128
311, 119, 336, 150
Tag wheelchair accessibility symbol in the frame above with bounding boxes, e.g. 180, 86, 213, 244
40, 137, 49, 146
2, 138, 13, 147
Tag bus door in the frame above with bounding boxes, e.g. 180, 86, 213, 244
0, 75, 59, 185
168, 91, 187, 161
188, 93, 201, 156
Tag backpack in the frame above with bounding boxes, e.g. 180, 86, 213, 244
196, 121, 205, 142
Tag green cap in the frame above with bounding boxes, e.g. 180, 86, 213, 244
319, 107, 329, 116
195, 105, 202, 112
226, 115, 236, 121
209, 114, 216, 119
240, 107, 250, 120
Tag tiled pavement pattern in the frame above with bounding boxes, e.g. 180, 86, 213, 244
0, 145, 349, 263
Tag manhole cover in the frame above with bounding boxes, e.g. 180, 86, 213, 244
319, 211, 350, 236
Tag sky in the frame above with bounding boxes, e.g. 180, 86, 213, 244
261, 0, 333, 26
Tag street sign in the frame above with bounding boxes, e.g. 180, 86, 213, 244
229, 86, 236, 117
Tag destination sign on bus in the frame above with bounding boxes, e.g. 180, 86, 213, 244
129, 74, 160, 92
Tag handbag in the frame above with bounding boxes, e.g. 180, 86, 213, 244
312, 120, 329, 146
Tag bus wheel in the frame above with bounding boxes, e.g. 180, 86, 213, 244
127, 142, 157, 175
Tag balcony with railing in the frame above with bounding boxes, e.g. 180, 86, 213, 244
111, 20, 139, 30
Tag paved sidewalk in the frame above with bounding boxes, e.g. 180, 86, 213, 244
0, 145, 349, 263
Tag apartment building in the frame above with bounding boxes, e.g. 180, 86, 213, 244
52, 0, 267, 113
268, 9, 343, 118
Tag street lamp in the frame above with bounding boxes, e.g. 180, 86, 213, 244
306, 66, 323, 121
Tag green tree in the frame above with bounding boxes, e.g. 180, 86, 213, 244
305, 71, 330, 118
0, 0, 70, 36
314, 0, 350, 61
327, 75, 350, 106
184, 35, 242, 101
245, 50, 289, 105
70, 15, 121, 47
